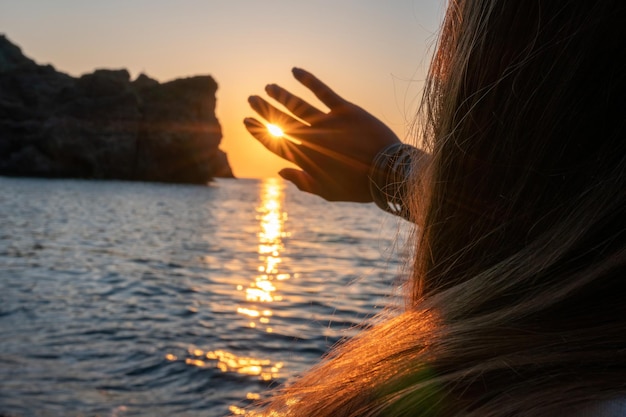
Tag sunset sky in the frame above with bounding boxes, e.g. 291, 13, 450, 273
0, 0, 445, 178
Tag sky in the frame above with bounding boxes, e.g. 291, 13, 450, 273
0, 0, 446, 178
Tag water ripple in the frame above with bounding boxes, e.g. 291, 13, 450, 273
0, 177, 407, 417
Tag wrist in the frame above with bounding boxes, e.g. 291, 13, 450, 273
368, 143, 415, 217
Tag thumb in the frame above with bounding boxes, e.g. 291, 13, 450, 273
278, 168, 322, 196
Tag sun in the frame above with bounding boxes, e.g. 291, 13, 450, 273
266, 124, 284, 138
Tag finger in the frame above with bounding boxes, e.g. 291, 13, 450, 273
265, 84, 325, 124
279, 167, 347, 202
278, 168, 324, 196
244, 117, 298, 161
244, 117, 352, 184
292, 67, 346, 110
244, 117, 316, 171
248, 95, 308, 135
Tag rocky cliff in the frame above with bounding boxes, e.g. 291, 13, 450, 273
0, 35, 234, 183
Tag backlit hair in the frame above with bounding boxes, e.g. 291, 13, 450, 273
254, 0, 626, 415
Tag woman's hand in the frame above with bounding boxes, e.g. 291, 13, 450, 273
244, 68, 401, 202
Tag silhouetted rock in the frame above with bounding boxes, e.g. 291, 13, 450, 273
0, 34, 234, 183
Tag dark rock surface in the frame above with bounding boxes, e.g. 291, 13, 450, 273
0, 34, 234, 183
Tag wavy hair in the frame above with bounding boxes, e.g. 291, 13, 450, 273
255, 0, 626, 415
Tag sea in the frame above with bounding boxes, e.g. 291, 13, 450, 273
0, 176, 412, 417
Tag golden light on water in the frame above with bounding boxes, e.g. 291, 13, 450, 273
172, 178, 293, 414
237, 307, 262, 318
237, 178, 290, 324
266, 123, 284, 138
226, 178, 292, 413
229, 405, 247, 415
177, 347, 283, 381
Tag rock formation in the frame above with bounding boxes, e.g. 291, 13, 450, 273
0, 34, 234, 183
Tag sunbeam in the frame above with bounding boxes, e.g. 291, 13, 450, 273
266, 124, 284, 138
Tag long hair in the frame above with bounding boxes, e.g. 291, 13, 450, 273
254, 0, 626, 415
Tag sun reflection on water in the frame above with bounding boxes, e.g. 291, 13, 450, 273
237, 178, 290, 329
166, 178, 292, 415
171, 347, 284, 382
224, 178, 292, 413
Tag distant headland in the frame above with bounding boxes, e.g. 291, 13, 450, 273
0, 34, 234, 184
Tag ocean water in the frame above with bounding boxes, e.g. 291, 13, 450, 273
0, 176, 410, 417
